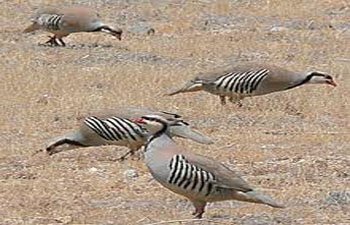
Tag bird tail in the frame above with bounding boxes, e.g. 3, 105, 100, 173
234, 190, 285, 208
45, 132, 86, 155
23, 22, 40, 33
169, 124, 214, 145
166, 79, 204, 96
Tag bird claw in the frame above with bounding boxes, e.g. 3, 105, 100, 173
192, 209, 204, 219
228, 97, 243, 107
220, 96, 226, 105
40, 36, 65, 47
192, 212, 203, 219
116, 150, 134, 161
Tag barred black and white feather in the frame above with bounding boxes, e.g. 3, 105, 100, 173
37, 14, 63, 31
168, 154, 216, 197
167, 63, 336, 105
84, 116, 145, 142
24, 6, 122, 46
213, 68, 269, 95
45, 107, 213, 158
138, 114, 285, 218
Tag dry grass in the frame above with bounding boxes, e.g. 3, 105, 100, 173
0, 0, 349, 224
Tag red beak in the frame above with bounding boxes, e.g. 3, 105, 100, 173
133, 118, 146, 124
327, 80, 337, 87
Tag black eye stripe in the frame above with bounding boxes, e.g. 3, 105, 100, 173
310, 72, 332, 78
141, 116, 156, 121
141, 116, 166, 124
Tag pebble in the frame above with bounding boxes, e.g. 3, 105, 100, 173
123, 169, 139, 179
270, 26, 288, 32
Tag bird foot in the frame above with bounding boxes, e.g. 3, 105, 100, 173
192, 212, 203, 219
229, 97, 243, 107
39, 36, 65, 47
192, 209, 204, 219
116, 153, 130, 162
116, 150, 138, 161
220, 96, 226, 105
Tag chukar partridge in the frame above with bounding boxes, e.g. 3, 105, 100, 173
134, 115, 285, 218
46, 107, 213, 160
24, 6, 122, 46
167, 63, 337, 106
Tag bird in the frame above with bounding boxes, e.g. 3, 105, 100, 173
167, 63, 337, 106
133, 114, 285, 218
23, 6, 122, 46
46, 107, 213, 160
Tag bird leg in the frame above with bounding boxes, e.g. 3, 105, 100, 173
220, 96, 226, 105
43, 35, 63, 46
229, 96, 243, 107
116, 150, 136, 161
57, 38, 66, 47
191, 201, 206, 219
45, 35, 59, 46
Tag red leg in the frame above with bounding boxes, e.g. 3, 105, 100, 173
191, 201, 206, 219
58, 38, 66, 46
116, 149, 136, 161
220, 96, 226, 105
229, 96, 243, 107
44, 35, 61, 46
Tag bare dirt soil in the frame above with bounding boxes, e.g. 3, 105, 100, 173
0, 0, 349, 224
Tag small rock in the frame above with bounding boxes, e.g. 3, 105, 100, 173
95, 83, 103, 89
270, 26, 288, 32
128, 22, 155, 35
36, 94, 50, 104
88, 167, 99, 173
147, 28, 156, 35
261, 144, 277, 150
54, 216, 72, 224
123, 169, 139, 180
325, 191, 350, 205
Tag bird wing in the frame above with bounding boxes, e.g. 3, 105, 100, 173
41, 6, 100, 32
196, 63, 275, 81
77, 107, 179, 121
185, 153, 253, 192
169, 125, 213, 145
77, 107, 213, 144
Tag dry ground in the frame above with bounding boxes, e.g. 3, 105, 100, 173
1, 0, 349, 224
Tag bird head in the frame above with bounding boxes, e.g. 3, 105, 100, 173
133, 115, 172, 135
134, 114, 213, 144
307, 71, 337, 87
96, 25, 122, 40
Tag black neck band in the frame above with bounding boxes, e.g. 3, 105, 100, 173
92, 25, 112, 32
144, 121, 168, 151
285, 74, 313, 90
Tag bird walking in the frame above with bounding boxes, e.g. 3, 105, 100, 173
46, 107, 213, 160
134, 115, 285, 218
167, 63, 337, 106
24, 6, 122, 46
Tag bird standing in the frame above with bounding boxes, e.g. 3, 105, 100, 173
167, 63, 337, 106
46, 107, 213, 160
23, 6, 122, 46
134, 115, 285, 218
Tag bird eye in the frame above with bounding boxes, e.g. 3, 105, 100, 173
180, 121, 189, 126
143, 117, 156, 122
